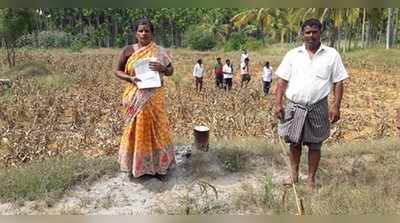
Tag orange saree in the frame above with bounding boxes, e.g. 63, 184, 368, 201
118, 41, 175, 177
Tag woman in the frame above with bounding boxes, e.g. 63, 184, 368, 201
114, 19, 175, 179
262, 61, 273, 96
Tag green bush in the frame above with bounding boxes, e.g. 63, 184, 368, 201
69, 40, 83, 52
243, 38, 263, 51
224, 32, 247, 52
184, 25, 216, 51
17, 31, 74, 48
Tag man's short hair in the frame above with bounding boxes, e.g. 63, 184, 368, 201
301, 18, 322, 32
216, 57, 221, 60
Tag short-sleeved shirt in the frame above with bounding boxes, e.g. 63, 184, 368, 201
275, 44, 348, 105
240, 53, 249, 64
214, 63, 223, 76
223, 64, 233, 79
262, 66, 273, 82
240, 62, 249, 75
193, 63, 204, 78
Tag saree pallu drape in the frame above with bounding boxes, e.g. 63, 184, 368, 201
118, 42, 175, 177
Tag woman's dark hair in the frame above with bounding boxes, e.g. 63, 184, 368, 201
197, 59, 202, 64
301, 18, 322, 32
265, 61, 270, 68
134, 18, 154, 33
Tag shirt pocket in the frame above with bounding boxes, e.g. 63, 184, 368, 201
314, 64, 332, 80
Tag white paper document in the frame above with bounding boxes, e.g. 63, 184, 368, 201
134, 57, 162, 89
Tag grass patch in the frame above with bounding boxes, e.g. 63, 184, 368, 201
0, 154, 118, 203
0, 62, 50, 79
342, 48, 400, 72
32, 72, 78, 90
264, 137, 400, 214
214, 137, 279, 172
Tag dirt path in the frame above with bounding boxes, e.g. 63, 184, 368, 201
0, 145, 293, 215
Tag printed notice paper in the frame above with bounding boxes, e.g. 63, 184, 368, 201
134, 57, 162, 89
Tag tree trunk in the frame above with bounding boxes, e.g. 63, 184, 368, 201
366, 19, 372, 48
260, 21, 265, 46
96, 15, 101, 47
394, 8, 399, 48
337, 25, 341, 52
348, 25, 353, 51
170, 19, 174, 47
361, 8, 366, 48
113, 19, 118, 47
386, 8, 393, 49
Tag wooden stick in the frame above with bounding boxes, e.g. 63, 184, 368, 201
278, 136, 304, 215
396, 109, 400, 137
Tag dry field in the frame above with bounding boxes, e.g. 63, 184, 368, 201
0, 47, 400, 215
0, 47, 399, 166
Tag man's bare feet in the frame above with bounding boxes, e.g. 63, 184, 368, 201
306, 180, 316, 192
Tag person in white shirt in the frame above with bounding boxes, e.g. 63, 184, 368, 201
222, 59, 233, 91
262, 61, 273, 96
240, 49, 249, 64
275, 18, 348, 192
193, 59, 204, 92
240, 58, 251, 88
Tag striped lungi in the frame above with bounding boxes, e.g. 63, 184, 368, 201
278, 97, 330, 144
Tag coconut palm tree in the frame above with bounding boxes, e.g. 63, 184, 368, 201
231, 8, 275, 46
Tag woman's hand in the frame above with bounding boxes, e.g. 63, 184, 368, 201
129, 76, 141, 84
149, 61, 166, 73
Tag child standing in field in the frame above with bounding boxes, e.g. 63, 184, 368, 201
193, 59, 204, 92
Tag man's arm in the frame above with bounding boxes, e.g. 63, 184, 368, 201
275, 78, 288, 120
330, 81, 344, 123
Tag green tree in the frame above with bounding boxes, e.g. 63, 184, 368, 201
0, 8, 33, 67
231, 8, 275, 46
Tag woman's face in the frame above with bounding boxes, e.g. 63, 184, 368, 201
136, 24, 153, 45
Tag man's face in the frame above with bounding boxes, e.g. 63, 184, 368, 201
303, 25, 321, 48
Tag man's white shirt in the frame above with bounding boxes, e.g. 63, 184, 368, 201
275, 44, 348, 105
193, 63, 204, 78
240, 53, 249, 64
223, 64, 233, 79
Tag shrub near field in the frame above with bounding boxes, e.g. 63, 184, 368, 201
0, 47, 400, 166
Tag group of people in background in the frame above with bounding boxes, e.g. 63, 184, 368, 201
192, 49, 274, 95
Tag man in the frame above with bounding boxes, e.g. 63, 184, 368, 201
275, 18, 348, 191
223, 59, 234, 91
214, 57, 224, 89
193, 59, 204, 92
240, 57, 251, 88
